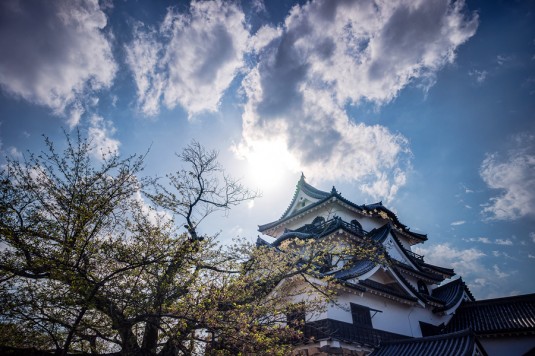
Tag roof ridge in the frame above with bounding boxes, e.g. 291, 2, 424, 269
461, 292, 535, 306
381, 328, 474, 345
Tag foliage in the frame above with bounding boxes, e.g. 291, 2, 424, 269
0, 133, 383, 356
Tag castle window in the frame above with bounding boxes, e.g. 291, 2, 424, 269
350, 303, 372, 326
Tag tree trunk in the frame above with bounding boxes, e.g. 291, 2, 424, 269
141, 316, 160, 355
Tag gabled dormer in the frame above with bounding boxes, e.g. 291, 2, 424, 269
281, 173, 331, 219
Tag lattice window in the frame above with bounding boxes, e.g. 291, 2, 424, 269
350, 303, 372, 326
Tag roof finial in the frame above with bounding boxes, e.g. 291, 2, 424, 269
331, 186, 338, 195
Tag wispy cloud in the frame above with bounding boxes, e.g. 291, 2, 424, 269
496, 54, 513, 66
469, 69, 487, 84
495, 238, 513, 246
531, 232, 535, 243
451, 220, 466, 226
464, 237, 491, 244
493, 264, 511, 278
126, 0, 249, 117
88, 115, 120, 160
414, 243, 485, 282
7, 146, 22, 160
414, 243, 515, 298
0, 0, 116, 119
492, 251, 514, 259
236, 0, 478, 202
464, 236, 514, 246
480, 133, 535, 220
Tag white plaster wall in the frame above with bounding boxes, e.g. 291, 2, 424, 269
323, 291, 451, 337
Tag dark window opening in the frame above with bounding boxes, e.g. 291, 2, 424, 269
350, 303, 372, 326
418, 280, 429, 295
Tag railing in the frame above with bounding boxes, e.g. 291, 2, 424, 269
303, 319, 408, 347
403, 248, 424, 262
296, 217, 369, 237
293, 218, 426, 264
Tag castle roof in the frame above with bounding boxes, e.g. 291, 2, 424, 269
431, 277, 474, 313
443, 293, 535, 336
258, 175, 427, 244
370, 329, 487, 356
257, 216, 459, 309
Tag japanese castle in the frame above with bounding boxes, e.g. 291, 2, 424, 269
257, 175, 535, 356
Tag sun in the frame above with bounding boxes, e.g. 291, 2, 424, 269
244, 140, 298, 191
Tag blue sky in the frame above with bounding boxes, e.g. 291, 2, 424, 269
0, 0, 534, 299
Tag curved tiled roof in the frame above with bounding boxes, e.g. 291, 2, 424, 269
413, 260, 455, 278
264, 218, 452, 308
359, 279, 418, 302
279, 173, 331, 219
370, 329, 487, 356
392, 260, 444, 283
360, 203, 427, 243
431, 278, 471, 312
304, 318, 409, 347
258, 176, 428, 243
367, 223, 392, 243
444, 293, 535, 336
269, 216, 366, 246
334, 260, 376, 280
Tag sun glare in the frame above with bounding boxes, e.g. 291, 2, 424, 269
245, 141, 298, 190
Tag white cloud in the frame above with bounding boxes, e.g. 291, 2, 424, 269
414, 243, 516, 297
0, 0, 116, 117
496, 54, 513, 66
465, 237, 515, 246
125, 25, 164, 117
451, 220, 466, 226
529, 254, 535, 259
495, 238, 513, 246
465, 236, 491, 244
493, 264, 510, 278
236, 0, 477, 202
248, 25, 281, 54
126, 0, 249, 117
414, 243, 485, 281
531, 232, 535, 243
8, 147, 22, 160
468, 69, 487, 84
480, 134, 535, 220
67, 102, 85, 129
87, 115, 120, 160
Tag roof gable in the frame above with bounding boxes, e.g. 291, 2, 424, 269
280, 173, 332, 220
258, 176, 428, 244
